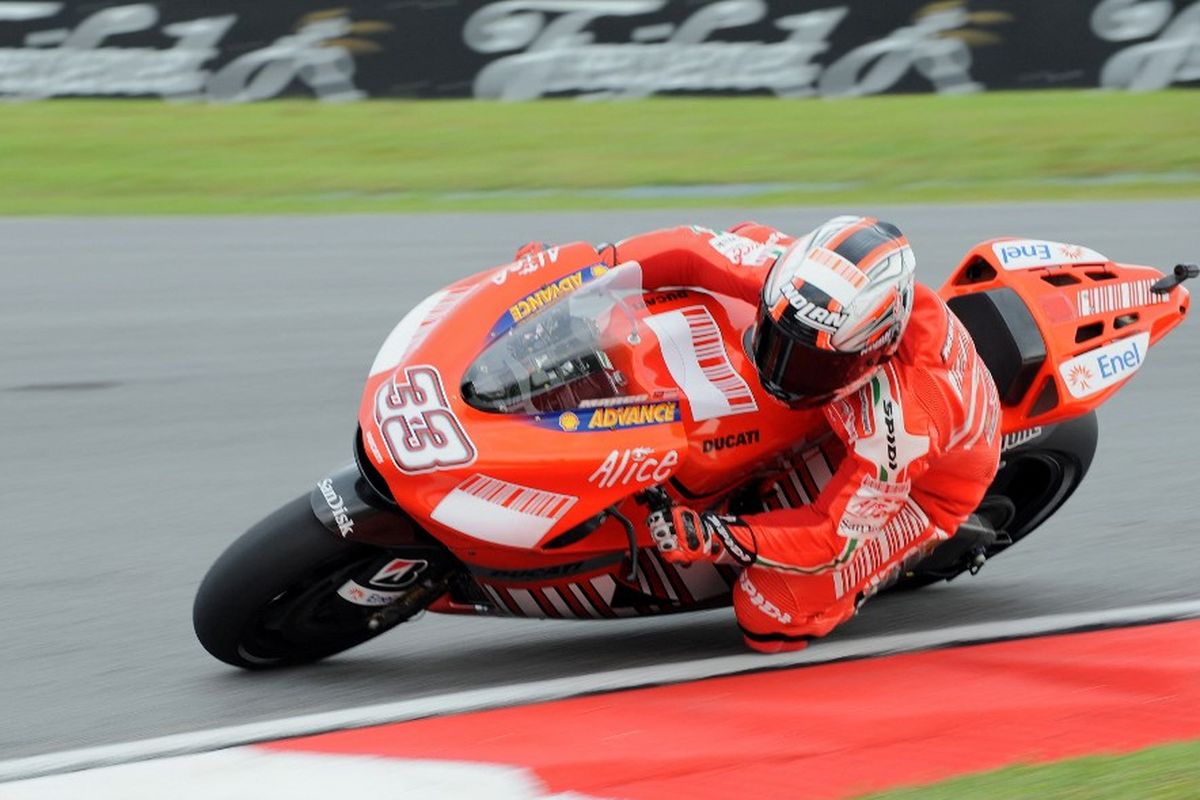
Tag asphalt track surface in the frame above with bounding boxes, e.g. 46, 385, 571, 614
2, 201, 1199, 761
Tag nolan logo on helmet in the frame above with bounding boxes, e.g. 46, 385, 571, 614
780, 282, 849, 333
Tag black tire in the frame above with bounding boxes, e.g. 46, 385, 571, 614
890, 410, 1099, 591
193, 496, 434, 670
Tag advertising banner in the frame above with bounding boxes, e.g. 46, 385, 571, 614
0, 0, 1196, 101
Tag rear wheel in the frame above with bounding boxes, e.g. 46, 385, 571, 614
193, 496, 449, 669
891, 411, 1098, 590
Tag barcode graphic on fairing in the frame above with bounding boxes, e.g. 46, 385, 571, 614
456, 474, 576, 520
480, 577, 621, 619
430, 474, 578, 548
1077, 279, 1169, 316
680, 306, 758, 414
478, 562, 735, 619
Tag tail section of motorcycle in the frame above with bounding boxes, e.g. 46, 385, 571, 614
891, 240, 1190, 588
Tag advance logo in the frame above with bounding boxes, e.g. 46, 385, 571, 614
1059, 332, 1150, 399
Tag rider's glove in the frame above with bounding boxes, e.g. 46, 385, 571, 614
647, 506, 757, 567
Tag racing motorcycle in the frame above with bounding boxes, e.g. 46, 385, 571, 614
193, 235, 1194, 669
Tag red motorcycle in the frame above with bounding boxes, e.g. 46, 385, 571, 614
193, 236, 1193, 668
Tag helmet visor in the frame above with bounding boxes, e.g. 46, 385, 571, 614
752, 311, 876, 406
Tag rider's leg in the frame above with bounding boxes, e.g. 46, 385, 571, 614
732, 566, 856, 653
732, 513, 950, 654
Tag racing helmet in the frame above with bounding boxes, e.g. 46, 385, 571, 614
751, 216, 916, 407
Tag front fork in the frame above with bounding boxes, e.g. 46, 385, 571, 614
309, 462, 474, 615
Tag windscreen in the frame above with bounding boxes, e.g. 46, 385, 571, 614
462, 263, 649, 414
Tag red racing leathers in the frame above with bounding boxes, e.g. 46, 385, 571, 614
616, 223, 1002, 652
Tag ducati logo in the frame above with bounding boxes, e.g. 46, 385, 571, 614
368, 558, 427, 589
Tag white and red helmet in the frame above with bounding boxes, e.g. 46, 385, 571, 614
752, 216, 916, 406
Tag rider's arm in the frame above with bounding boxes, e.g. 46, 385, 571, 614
736, 367, 936, 574
614, 225, 782, 305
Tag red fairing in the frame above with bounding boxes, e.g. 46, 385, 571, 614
357, 236, 820, 576
939, 237, 1190, 430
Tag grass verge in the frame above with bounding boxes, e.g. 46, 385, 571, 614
2, 91, 1198, 214
857, 739, 1200, 799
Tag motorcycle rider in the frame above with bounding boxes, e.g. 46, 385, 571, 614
585, 216, 1004, 653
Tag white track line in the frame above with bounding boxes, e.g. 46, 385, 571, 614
3, 600, 1199, 784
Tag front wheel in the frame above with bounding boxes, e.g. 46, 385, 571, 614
193, 496, 447, 669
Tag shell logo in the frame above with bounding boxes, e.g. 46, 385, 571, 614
558, 412, 580, 432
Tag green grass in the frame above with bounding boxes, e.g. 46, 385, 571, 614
857, 740, 1200, 799
2, 91, 1198, 214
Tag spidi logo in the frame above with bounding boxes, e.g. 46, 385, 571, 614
1058, 332, 1150, 399
882, 400, 899, 472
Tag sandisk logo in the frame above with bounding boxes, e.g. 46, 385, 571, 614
317, 479, 355, 538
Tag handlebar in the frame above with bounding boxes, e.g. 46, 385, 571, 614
637, 486, 674, 514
